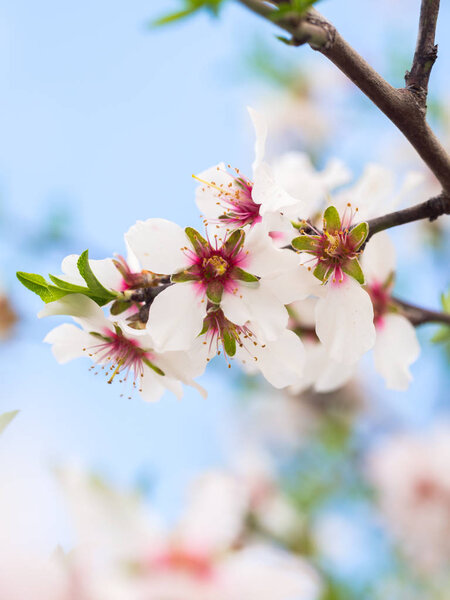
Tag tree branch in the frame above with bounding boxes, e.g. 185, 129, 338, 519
364, 193, 450, 242
236, 0, 450, 194
405, 0, 440, 107
393, 297, 450, 327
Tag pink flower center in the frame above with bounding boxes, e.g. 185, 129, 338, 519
83, 328, 153, 393
148, 548, 214, 581
367, 281, 390, 327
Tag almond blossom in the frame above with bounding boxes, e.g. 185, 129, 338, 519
362, 232, 420, 390
125, 218, 314, 353
195, 108, 350, 235
39, 294, 207, 402
368, 424, 450, 574
59, 467, 322, 600
291, 205, 376, 365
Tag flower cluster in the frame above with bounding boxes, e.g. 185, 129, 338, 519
17, 108, 422, 401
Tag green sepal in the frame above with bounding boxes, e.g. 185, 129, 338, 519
89, 331, 112, 342
77, 251, 117, 302
222, 330, 236, 357
291, 235, 320, 253
0, 410, 19, 435
230, 267, 259, 283
16, 272, 68, 303
223, 229, 245, 257
185, 227, 209, 256
313, 261, 332, 283
110, 299, 131, 315
206, 281, 223, 304
341, 257, 365, 284
323, 206, 341, 234
348, 222, 368, 249
142, 357, 165, 377
171, 266, 199, 283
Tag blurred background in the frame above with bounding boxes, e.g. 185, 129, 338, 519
0, 0, 449, 597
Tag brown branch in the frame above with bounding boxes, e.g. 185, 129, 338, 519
393, 297, 450, 327
405, 0, 440, 107
364, 193, 450, 242
237, 1, 450, 194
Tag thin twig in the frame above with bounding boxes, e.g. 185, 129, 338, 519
364, 193, 450, 242
236, 0, 450, 194
405, 0, 440, 107
393, 297, 450, 327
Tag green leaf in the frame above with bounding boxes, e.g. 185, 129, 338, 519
142, 358, 165, 377
291, 235, 320, 253
222, 330, 236, 357
17, 272, 67, 303
151, 0, 224, 27
0, 410, 19, 435
206, 281, 223, 304
230, 267, 259, 283
341, 257, 365, 284
77, 251, 117, 302
348, 222, 368, 249
48, 274, 92, 295
185, 227, 209, 256
323, 206, 341, 233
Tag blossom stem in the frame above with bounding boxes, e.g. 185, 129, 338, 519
364, 193, 450, 242
393, 297, 450, 327
236, 0, 450, 194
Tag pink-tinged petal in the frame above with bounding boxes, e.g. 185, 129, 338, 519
248, 106, 267, 172
38, 294, 108, 332
44, 323, 93, 364
61, 255, 122, 290
147, 283, 207, 351
315, 279, 376, 365
374, 313, 420, 390
263, 267, 321, 304
361, 231, 396, 285
252, 163, 301, 214
239, 286, 288, 341
244, 224, 298, 277
245, 329, 305, 389
177, 471, 248, 554
125, 218, 188, 275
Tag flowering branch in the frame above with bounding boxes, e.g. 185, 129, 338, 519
236, 0, 450, 194
364, 193, 450, 242
405, 0, 440, 107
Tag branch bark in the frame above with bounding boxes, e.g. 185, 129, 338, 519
405, 0, 440, 107
364, 193, 450, 242
393, 297, 450, 327
237, 1, 450, 194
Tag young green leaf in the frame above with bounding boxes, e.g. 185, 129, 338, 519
77, 251, 117, 302
16, 272, 67, 303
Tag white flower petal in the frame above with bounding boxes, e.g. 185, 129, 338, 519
147, 283, 207, 351
61, 255, 123, 290
139, 370, 167, 402
243, 224, 298, 277
248, 106, 267, 172
246, 329, 305, 389
44, 323, 93, 364
195, 162, 237, 220
252, 163, 301, 214
263, 267, 321, 304
125, 218, 188, 275
236, 285, 288, 341
373, 313, 420, 390
361, 232, 396, 285
315, 279, 376, 365
38, 294, 108, 332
